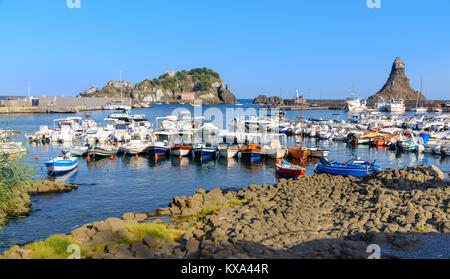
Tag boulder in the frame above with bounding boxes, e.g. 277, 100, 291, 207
427, 165, 445, 181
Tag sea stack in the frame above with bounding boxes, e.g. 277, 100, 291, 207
369, 57, 426, 101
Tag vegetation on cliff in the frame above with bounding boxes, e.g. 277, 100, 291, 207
77, 68, 237, 104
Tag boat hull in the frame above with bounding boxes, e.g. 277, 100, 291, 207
45, 158, 79, 174
148, 146, 169, 156
315, 163, 379, 177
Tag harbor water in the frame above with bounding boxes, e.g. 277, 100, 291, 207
0, 100, 449, 251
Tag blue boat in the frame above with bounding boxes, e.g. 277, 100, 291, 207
193, 143, 217, 160
45, 153, 79, 174
314, 157, 382, 177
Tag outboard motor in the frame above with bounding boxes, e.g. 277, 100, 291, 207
346, 133, 357, 144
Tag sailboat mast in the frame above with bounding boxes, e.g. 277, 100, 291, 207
299, 93, 304, 150
120, 70, 123, 100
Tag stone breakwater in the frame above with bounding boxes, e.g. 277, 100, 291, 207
2, 165, 449, 259
0, 180, 78, 227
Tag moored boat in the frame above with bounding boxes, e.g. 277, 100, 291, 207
309, 147, 330, 158
240, 143, 262, 161
276, 160, 305, 178
314, 157, 382, 177
217, 143, 240, 159
45, 152, 79, 174
193, 143, 217, 159
170, 144, 193, 157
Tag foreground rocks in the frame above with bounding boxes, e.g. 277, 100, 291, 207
0, 180, 78, 227
3, 165, 449, 259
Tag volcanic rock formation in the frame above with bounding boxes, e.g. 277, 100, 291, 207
369, 57, 426, 101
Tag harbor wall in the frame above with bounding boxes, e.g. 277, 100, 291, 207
0, 97, 132, 114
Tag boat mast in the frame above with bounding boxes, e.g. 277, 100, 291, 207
120, 70, 123, 101
299, 93, 304, 150
418, 76, 423, 107
27, 81, 30, 98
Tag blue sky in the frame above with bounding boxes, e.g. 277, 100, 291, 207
0, 0, 449, 99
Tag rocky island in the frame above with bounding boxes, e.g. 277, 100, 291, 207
368, 57, 426, 101
78, 68, 237, 105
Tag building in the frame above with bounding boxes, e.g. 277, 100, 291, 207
166, 71, 176, 78
181, 92, 195, 101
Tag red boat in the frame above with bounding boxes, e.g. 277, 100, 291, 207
275, 161, 306, 178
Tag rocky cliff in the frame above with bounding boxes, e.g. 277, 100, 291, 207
77, 68, 237, 104
369, 57, 426, 101
252, 95, 284, 105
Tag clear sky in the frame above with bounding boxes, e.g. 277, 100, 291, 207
0, 0, 449, 99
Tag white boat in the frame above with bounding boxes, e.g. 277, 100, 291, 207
62, 145, 89, 156
45, 153, 79, 174
387, 99, 406, 113
0, 142, 27, 155
411, 107, 428, 113
121, 140, 152, 155
309, 147, 330, 158
345, 92, 366, 113
218, 144, 240, 159
375, 100, 388, 112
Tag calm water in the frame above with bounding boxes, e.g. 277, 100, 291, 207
0, 100, 449, 251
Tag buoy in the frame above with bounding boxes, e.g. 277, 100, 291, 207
155, 154, 158, 160
276, 158, 280, 164
179, 155, 182, 160
35, 155, 39, 161
226, 157, 230, 162
135, 154, 139, 159
200, 156, 203, 162
110, 155, 114, 160
87, 155, 91, 162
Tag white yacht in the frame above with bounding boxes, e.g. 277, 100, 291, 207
387, 99, 406, 113
344, 95, 366, 113
375, 99, 388, 112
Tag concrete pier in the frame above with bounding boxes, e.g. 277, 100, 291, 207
0, 96, 133, 114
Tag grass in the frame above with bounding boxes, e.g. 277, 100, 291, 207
126, 222, 186, 242
0, 235, 80, 259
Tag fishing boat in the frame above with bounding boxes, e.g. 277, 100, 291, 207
217, 143, 240, 159
369, 134, 394, 147
387, 99, 406, 113
62, 144, 90, 157
309, 147, 330, 158
240, 143, 262, 160
148, 141, 170, 157
87, 146, 119, 157
432, 105, 442, 113
45, 152, 79, 174
314, 157, 382, 177
122, 140, 152, 155
288, 94, 310, 159
275, 160, 306, 178
170, 144, 193, 157
353, 131, 379, 145
193, 143, 217, 159
261, 139, 287, 159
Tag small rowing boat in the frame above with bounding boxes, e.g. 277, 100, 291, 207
314, 157, 382, 177
45, 152, 78, 174
276, 160, 305, 178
